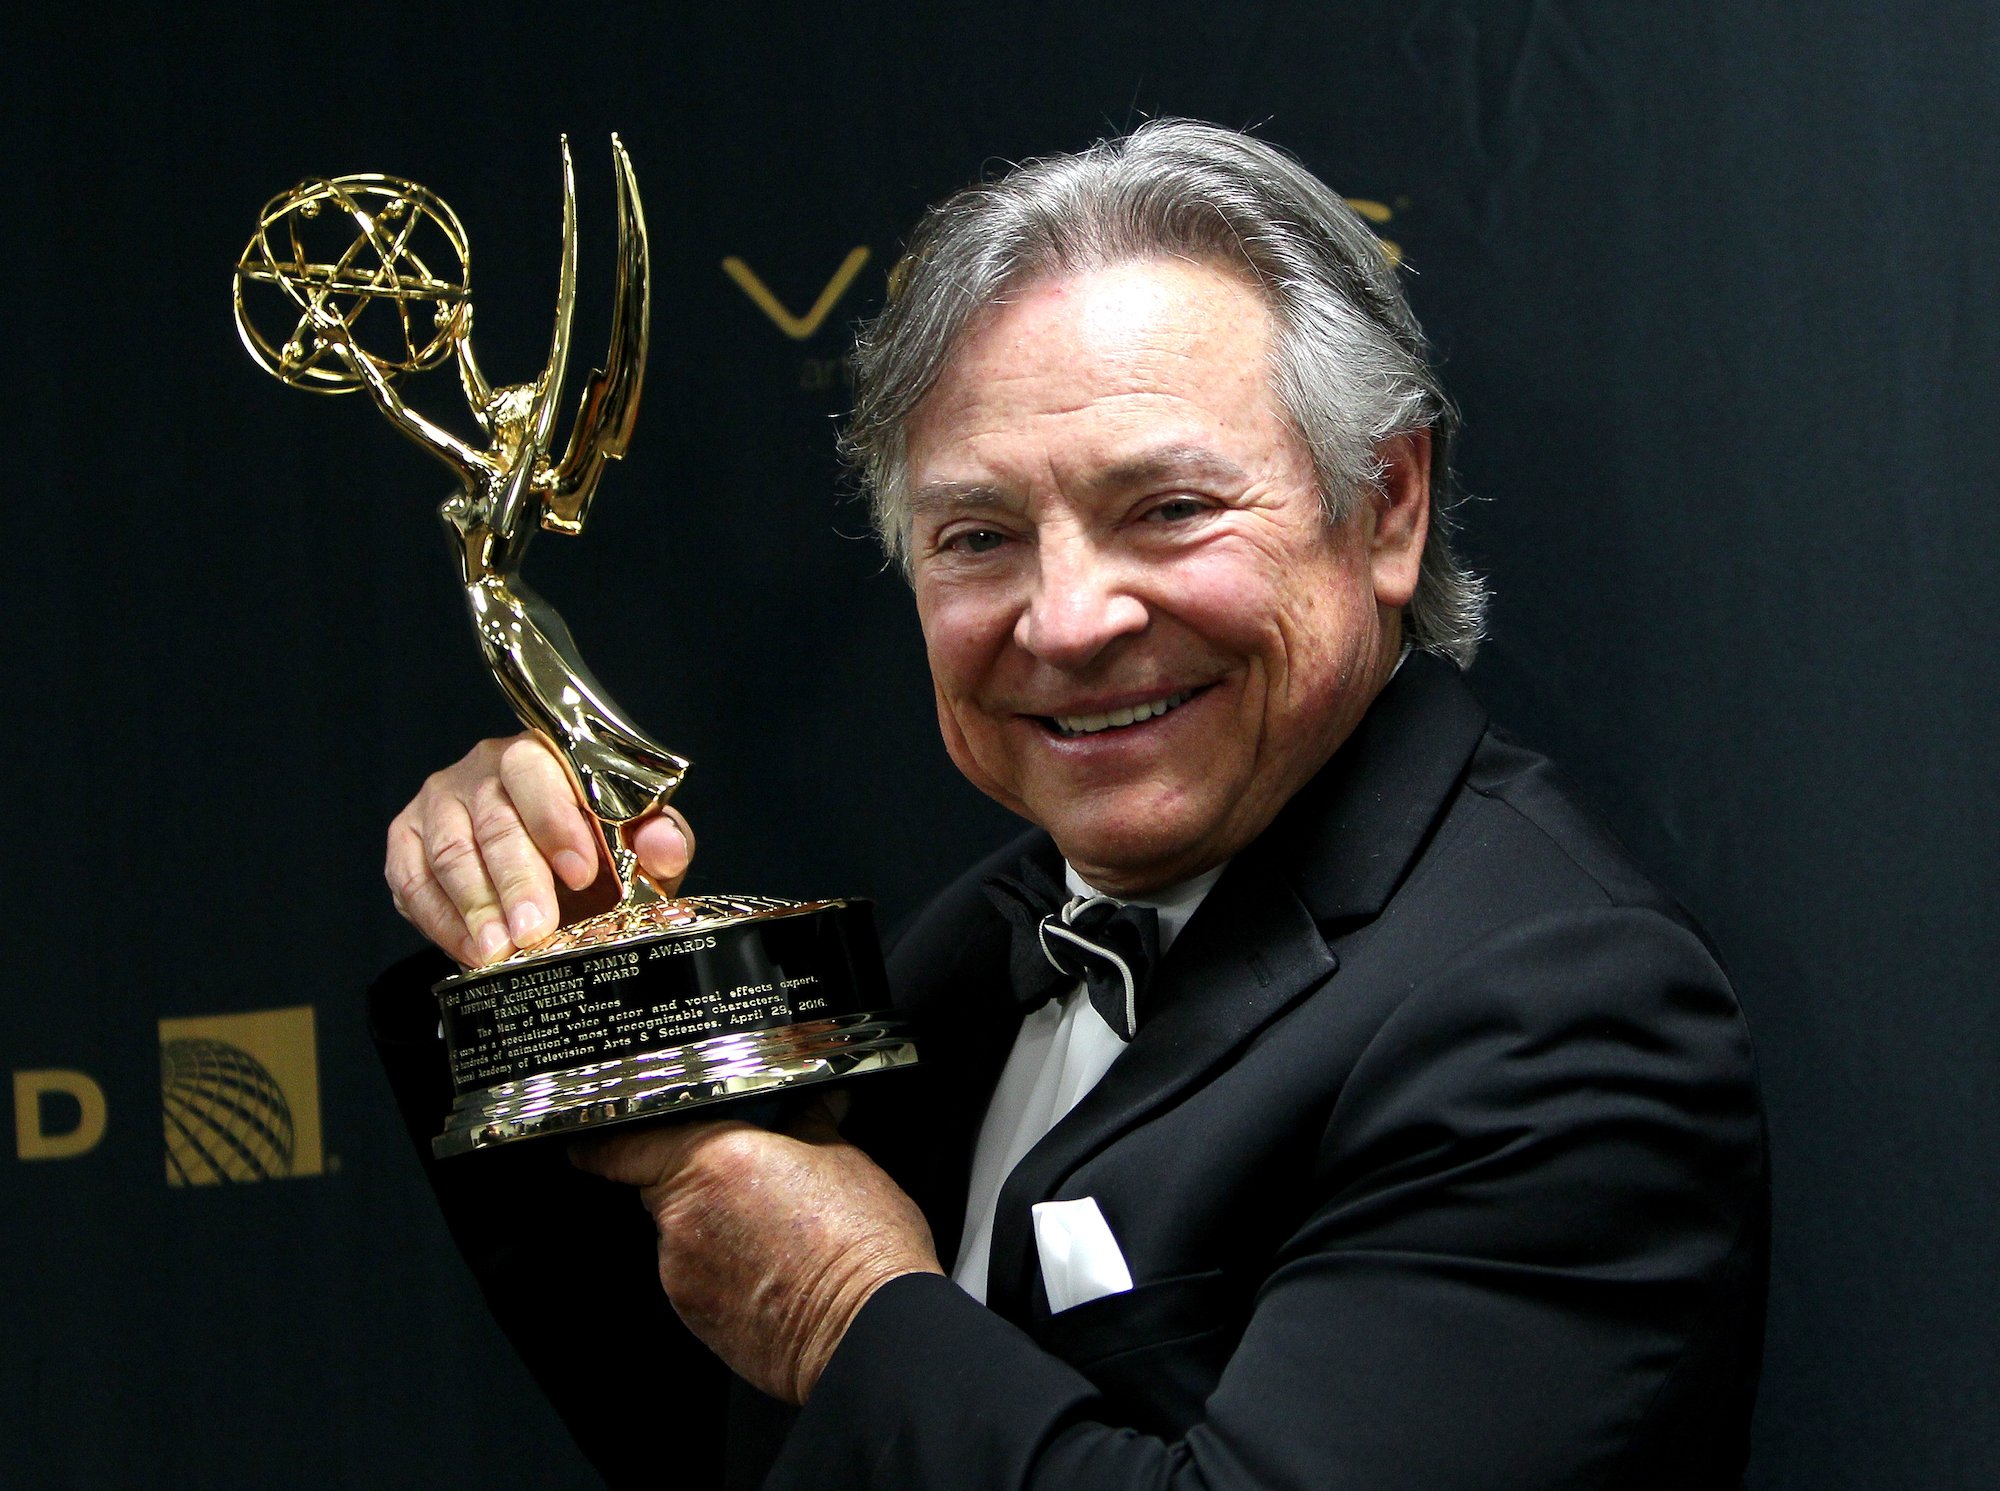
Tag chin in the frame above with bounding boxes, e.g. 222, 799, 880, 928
1044, 823, 1205, 893
1028, 773, 1211, 868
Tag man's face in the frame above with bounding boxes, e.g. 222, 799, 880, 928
905, 258, 1426, 896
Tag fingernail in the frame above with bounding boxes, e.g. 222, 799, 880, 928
475, 921, 512, 963
659, 819, 689, 867
553, 849, 593, 889
509, 900, 548, 944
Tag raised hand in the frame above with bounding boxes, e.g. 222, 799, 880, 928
385, 731, 694, 966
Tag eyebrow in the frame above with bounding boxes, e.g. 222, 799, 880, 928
907, 444, 1250, 518
907, 480, 1013, 518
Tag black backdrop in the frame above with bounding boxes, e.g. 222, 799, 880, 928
2, 3, 1994, 1487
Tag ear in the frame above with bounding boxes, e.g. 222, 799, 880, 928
1369, 430, 1430, 609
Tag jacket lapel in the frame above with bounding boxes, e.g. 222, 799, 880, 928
1279, 653, 1489, 927
855, 832, 1054, 1266
985, 854, 1338, 1320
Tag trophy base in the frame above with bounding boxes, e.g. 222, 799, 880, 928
433, 1011, 918, 1157
431, 894, 913, 1158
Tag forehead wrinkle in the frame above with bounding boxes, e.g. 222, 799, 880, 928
908, 441, 1254, 521
1091, 442, 1250, 493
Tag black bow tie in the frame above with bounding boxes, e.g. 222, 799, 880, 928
983, 859, 1162, 1041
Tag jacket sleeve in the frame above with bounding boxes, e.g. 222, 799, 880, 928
771, 905, 1766, 1491
367, 948, 735, 1491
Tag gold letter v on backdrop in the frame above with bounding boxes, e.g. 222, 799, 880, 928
722, 247, 873, 340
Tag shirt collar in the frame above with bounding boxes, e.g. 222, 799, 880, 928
1062, 861, 1227, 955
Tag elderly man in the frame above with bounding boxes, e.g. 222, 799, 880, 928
372, 121, 1765, 1490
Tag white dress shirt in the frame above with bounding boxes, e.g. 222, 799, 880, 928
951, 862, 1224, 1302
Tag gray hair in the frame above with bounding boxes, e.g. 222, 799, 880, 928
844, 118, 1487, 666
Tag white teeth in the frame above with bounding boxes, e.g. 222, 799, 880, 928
1053, 689, 1195, 737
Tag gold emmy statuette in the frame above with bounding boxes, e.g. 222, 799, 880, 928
233, 137, 915, 1156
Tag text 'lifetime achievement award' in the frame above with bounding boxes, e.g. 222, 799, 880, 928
233, 136, 916, 1156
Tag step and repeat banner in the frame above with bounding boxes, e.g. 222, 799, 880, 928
3, 4, 1994, 1488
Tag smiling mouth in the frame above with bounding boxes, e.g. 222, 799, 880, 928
1045, 688, 1201, 738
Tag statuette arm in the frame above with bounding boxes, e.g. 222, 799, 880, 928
314, 307, 488, 490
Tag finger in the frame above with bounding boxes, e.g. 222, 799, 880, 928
465, 773, 563, 951
386, 815, 478, 965
421, 793, 514, 965
569, 1116, 754, 1189
627, 807, 695, 891
785, 1089, 851, 1144
497, 735, 603, 893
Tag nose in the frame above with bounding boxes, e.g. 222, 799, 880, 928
1014, 529, 1148, 667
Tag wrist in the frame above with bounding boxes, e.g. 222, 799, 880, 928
796, 1256, 944, 1403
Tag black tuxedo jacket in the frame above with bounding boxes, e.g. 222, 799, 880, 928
370, 655, 1767, 1491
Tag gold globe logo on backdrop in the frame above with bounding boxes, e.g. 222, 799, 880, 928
720, 198, 1404, 386
11, 1004, 329, 1184
158, 1006, 325, 1185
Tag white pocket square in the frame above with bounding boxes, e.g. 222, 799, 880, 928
1032, 1196, 1135, 1313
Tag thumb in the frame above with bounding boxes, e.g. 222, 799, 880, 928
627, 808, 694, 890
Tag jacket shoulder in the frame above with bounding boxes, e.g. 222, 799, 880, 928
1387, 725, 1714, 949
1465, 728, 1694, 911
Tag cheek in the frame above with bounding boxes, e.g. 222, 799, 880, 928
916, 583, 1004, 705
919, 608, 1028, 812
1173, 535, 1374, 706
1274, 560, 1381, 715
1158, 547, 1287, 652
1153, 543, 1320, 698
915, 581, 1025, 793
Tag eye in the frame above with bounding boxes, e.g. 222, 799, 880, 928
944, 527, 1009, 554
1144, 496, 1209, 524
